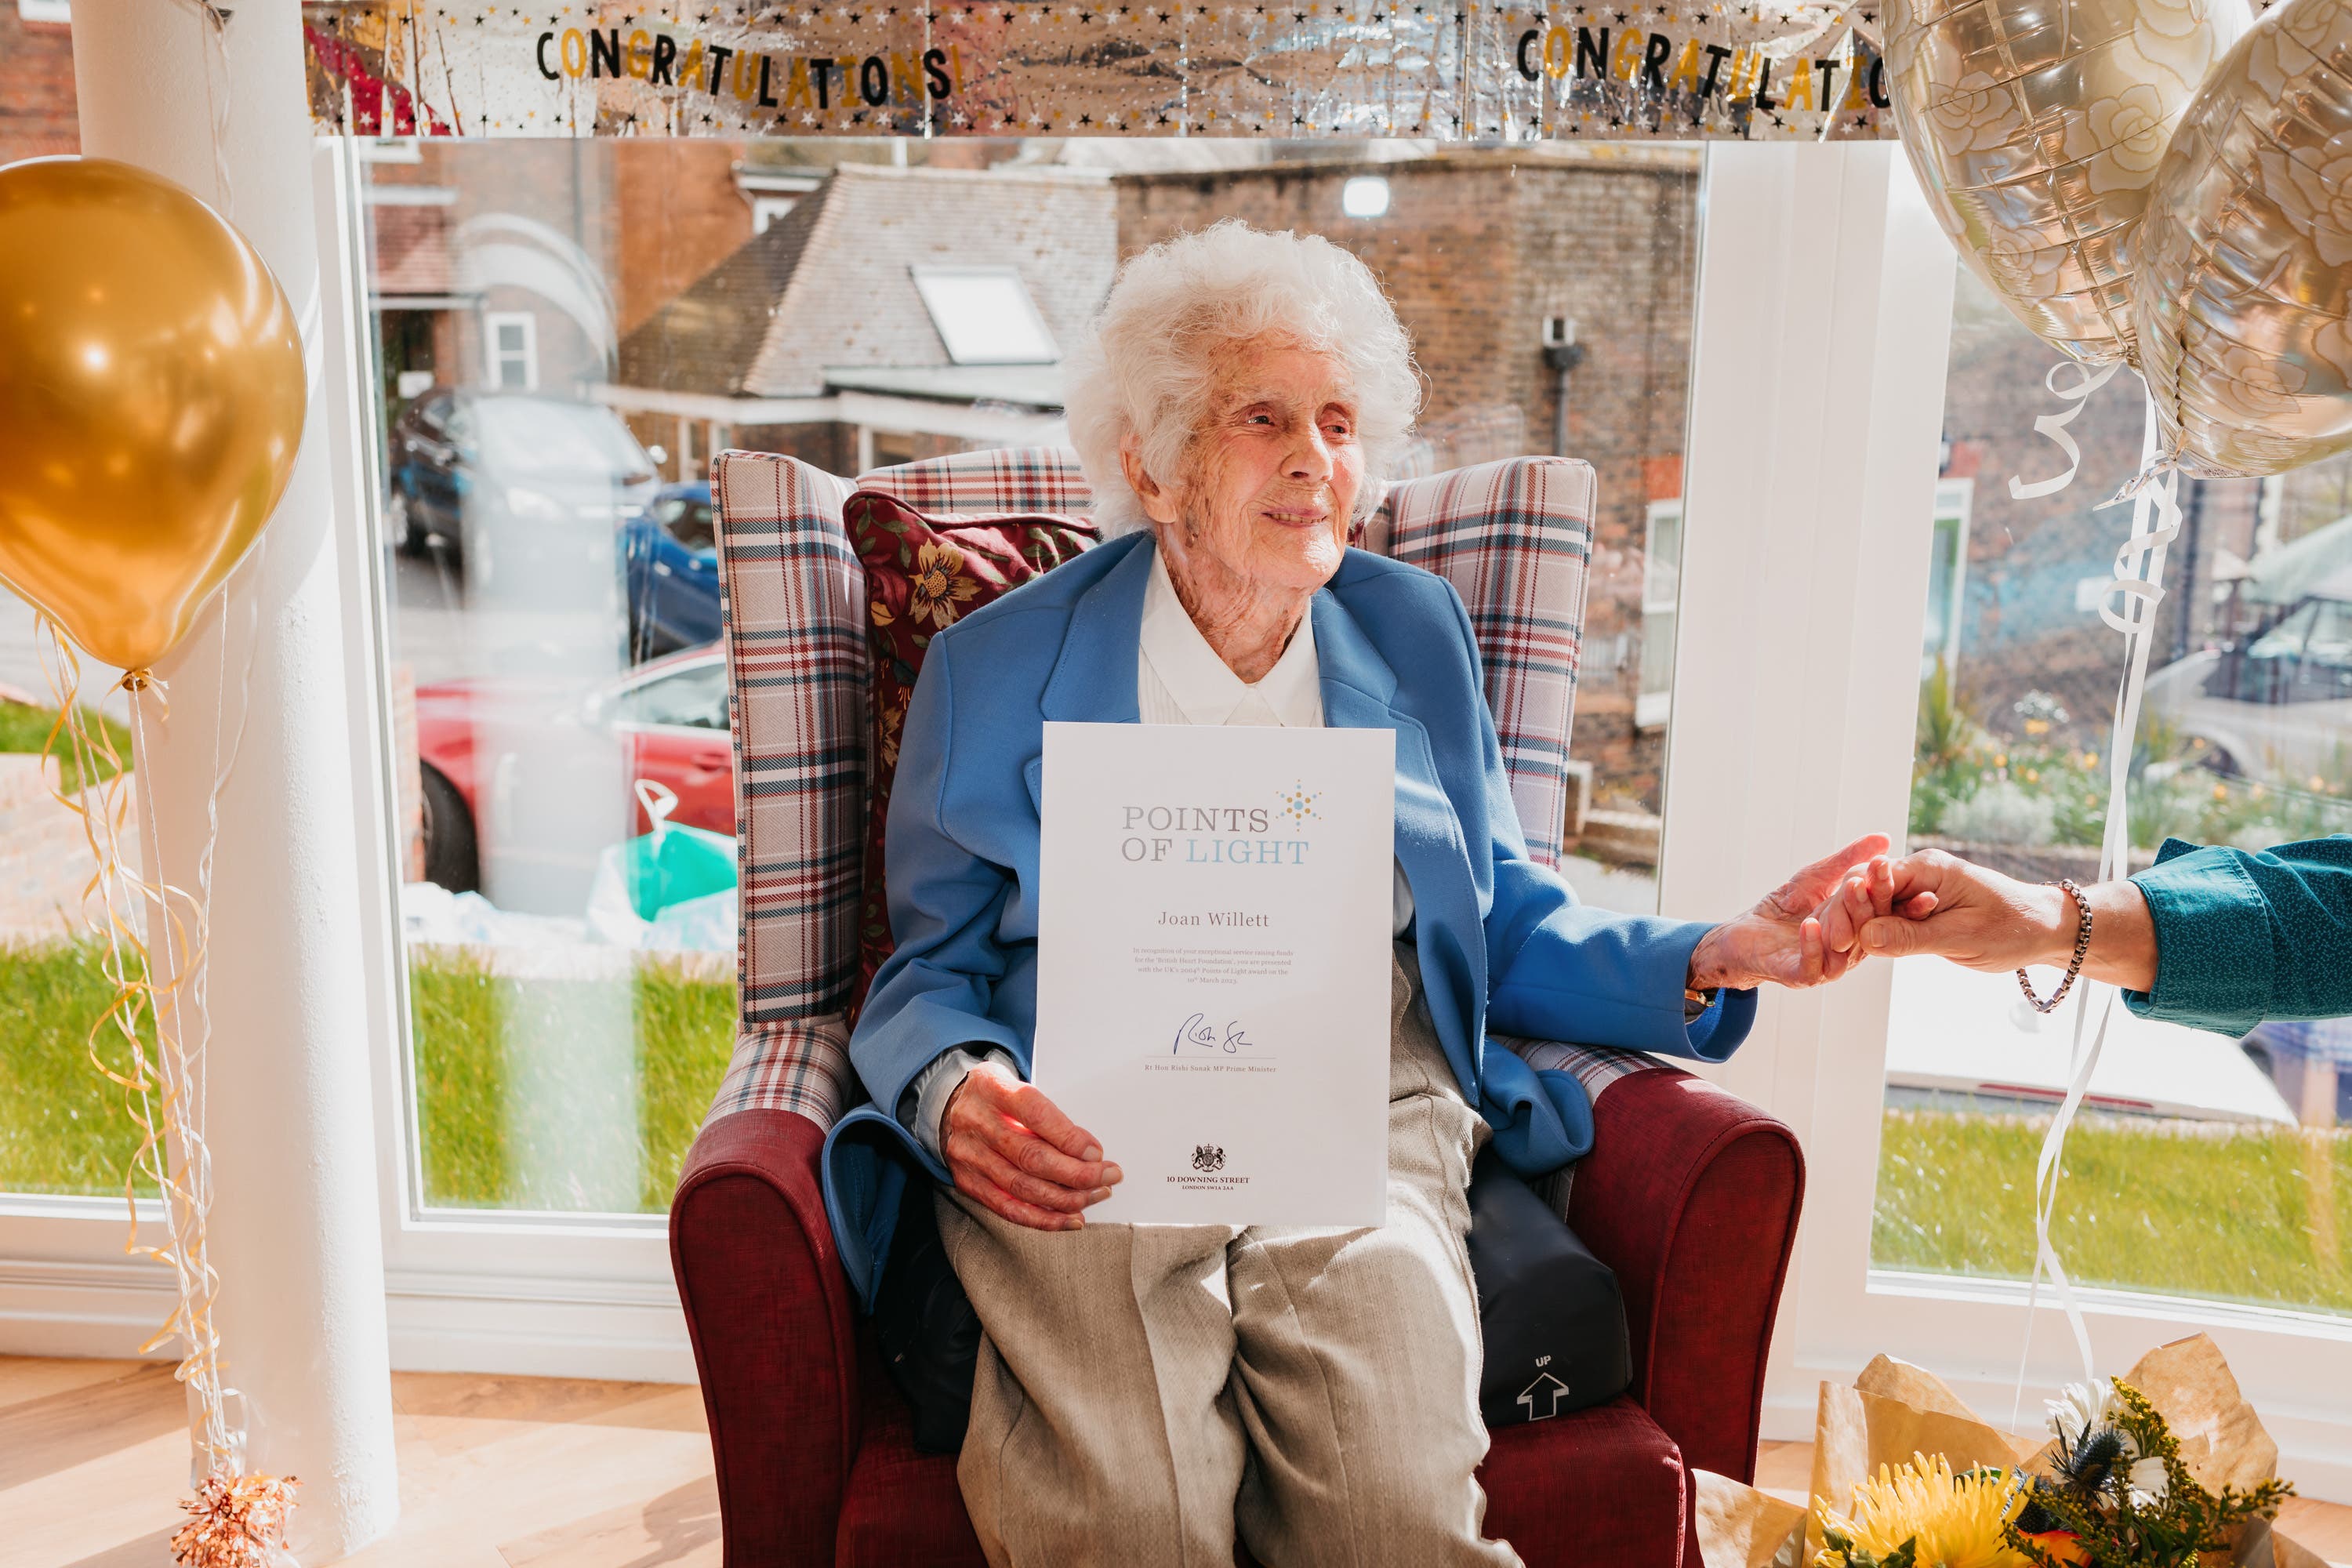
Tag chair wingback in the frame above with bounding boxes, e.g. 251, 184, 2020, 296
1374, 457, 1595, 873
706, 447, 1595, 1132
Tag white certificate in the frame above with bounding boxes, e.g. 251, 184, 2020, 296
1032, 720, 1396, 1227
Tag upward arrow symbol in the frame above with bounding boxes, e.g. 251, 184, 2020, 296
1517, 1371, 1570, 1421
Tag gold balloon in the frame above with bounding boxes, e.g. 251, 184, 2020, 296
2133, 0, 2352, 477
0, 158, 304, 673
1886, 0, 2250, 365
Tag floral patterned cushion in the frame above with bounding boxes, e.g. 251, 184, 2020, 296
845, 488, 1098, 1014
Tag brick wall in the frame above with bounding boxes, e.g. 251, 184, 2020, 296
0, 5, 77, 165
610, 140, 757, 338
1116, 152, 1700, 812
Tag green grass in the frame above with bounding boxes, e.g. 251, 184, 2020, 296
0, 700, 134, 793
1874, 1109, 2352, 1316
16, 942, 2343, 1283
0, 938, 150, 1195
0, 936, 735, 1213
408, 946, 736, 1212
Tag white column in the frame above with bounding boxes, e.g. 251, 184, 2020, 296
1663, 143, 1955, 1440
74, 2, 400, 1557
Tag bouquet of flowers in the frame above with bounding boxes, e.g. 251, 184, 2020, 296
1810, 1375, 2292, 1568
2000, 1377, 2293, 1567
1690, 1336, 2318, 1568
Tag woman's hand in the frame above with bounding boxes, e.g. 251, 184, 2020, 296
1819, 848, 2160, 991
1686, 833, 1893, 992
940, 1061, 1122, 1231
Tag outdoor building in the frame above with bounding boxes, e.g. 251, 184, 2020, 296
0, 1, 74, 165
364, 139, 769, 441
608, 159, 1116, 477
1115, 149, 1702, 819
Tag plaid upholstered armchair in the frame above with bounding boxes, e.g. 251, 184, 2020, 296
672, 447, 1806, 1568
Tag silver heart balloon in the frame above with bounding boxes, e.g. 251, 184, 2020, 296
2133, 0, 2352, 476
1886, 0, 2251, 365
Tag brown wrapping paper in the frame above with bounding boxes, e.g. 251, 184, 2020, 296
1693, 1468, 1809, 1568
1694, 1335, 2314, 1568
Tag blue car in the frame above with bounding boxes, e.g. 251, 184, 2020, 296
623, 482, 723, 661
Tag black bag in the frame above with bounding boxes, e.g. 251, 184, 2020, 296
872, 1172, 984, 1454
873, 1154, 1632, 1453
1463, 1150, 1632, 1427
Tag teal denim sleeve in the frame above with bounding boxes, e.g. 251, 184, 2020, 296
2125, 834, 2352, 1036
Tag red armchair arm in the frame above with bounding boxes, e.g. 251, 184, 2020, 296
672, 1109, 862, 1567
1565, 1067, 1805, 1484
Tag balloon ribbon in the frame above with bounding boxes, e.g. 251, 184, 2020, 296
2009, 383, 2181, 1427
2009, 361, 2124, 501
35, 624, 299, 1566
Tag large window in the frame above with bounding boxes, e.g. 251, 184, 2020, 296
1872, 265, 2352, 1319
350, 136, 1708, 1218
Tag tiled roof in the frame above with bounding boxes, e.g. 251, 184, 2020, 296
617, 164, 1116, 400
371, 204, 455, 296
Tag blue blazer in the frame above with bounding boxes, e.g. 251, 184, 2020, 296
821, 532, 1756, 1306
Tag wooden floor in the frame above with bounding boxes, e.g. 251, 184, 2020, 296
6, 1358, 2348, 1566
2, 1358, 720, 1568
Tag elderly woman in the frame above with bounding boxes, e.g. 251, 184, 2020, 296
828, 221, 1880, 1567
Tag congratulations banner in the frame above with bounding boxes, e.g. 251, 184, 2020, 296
299, 0, 1897, 140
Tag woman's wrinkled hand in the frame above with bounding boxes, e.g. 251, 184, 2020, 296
941, 1061, 1122, 1231
1686, 833, 1895, 992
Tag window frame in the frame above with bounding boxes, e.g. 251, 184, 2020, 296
1667, 141, 2352, 1500
482, 309, 540, 391
13, 139, 2352, 1451
0, 142, 685, 1377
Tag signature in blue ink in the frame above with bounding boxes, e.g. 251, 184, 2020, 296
1172, 1011, 1259, 1055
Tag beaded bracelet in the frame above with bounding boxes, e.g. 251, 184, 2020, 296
2017, 878, 2092, 1014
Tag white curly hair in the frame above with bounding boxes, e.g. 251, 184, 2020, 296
1062, 220, 1422, 539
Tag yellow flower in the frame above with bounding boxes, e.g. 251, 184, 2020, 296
908, 541, 982, 630
1994, 753, 2009, 770
2213, 782, 2230, 802
2024, 769, 2040, 783
2024, 718, 2050, 736
1815, 1454, 2029, 1568
2311, 775, 2328, 793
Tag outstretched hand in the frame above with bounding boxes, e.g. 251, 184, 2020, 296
1686, 833, 1893, 992
1813, 848, 2159, 991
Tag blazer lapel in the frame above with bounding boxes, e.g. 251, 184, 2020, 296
1040, 532, 1151, 725
1027, 531, 1152, 815
1310, 589, 1489, 1084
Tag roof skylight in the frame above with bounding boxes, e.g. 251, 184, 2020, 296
910, 265, 1059, 365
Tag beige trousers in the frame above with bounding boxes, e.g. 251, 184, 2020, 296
936, 945, 1522, 1568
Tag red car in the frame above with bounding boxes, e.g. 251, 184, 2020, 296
415, 647, 732, 909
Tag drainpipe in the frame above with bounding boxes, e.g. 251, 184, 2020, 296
1542, 315, 1586, 456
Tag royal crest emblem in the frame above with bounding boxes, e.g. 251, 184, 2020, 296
1191, 1144, 1225, 1174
